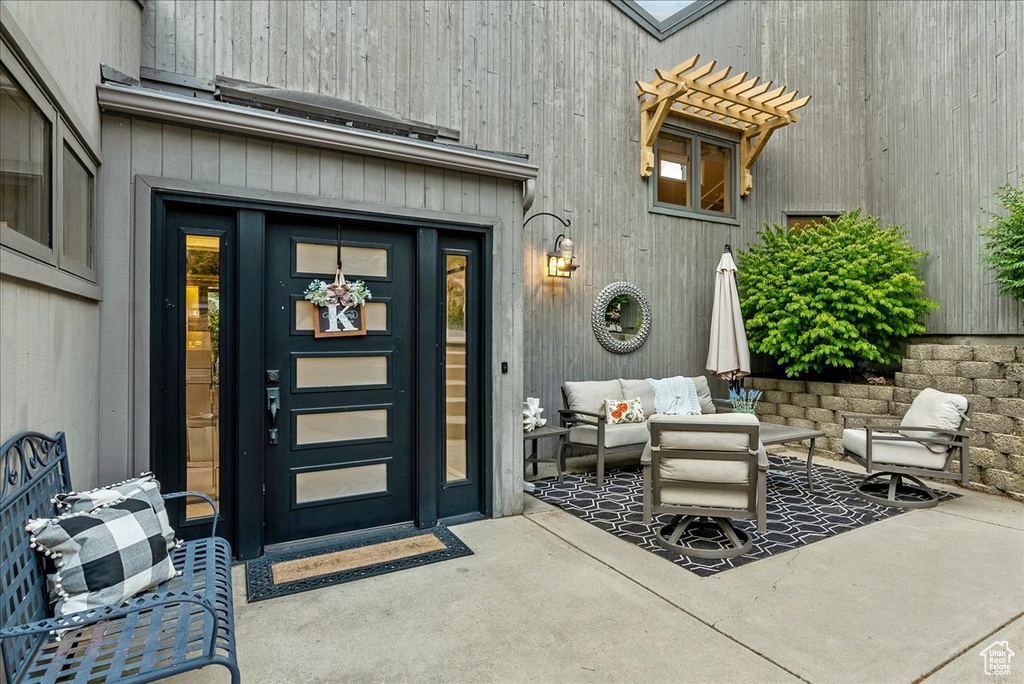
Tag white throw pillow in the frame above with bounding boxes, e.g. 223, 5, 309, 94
899, 388, 968, 453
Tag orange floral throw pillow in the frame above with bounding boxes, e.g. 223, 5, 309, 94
604, 397, 645, 425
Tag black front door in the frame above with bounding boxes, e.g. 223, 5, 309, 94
263, 221, 416, 544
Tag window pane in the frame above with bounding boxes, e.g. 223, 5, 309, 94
700, 141, 732, 214
445, 254, 468, 482
62, 144, 93, 268
655, 136, 690, 207
0, 65, 51, 246
185, 235, 221, 519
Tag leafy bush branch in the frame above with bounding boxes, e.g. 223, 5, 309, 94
981, 179, 1024, 316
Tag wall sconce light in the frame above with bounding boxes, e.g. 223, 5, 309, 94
523, 212, 580, 279
547, 234, 578, 278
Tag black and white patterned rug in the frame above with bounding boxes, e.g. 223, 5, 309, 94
531, 456, 958, 577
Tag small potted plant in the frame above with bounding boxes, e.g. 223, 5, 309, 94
729, 387, 763, 414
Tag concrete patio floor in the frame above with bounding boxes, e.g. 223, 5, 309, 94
171, 457, 1024, 684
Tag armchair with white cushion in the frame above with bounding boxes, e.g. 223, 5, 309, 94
842, 387, 970, 508
642, 413, 767, 559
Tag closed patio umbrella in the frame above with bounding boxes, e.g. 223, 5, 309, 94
706, 245, 750, 386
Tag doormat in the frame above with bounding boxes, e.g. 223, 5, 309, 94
530, 456, 958, 577
245, 525, 473, 602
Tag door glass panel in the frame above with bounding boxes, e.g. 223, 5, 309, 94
295, 242, 388, 277
184, 235, 221, 519
445, 254, 468, 482
295, 355, 388, 389
296, 300, 387, 332
295, 409, 388, 445
295, 463, 388, 504
700, 141, 732, 214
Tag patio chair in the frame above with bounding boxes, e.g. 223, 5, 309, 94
842, 388, 970, 509
642, 413, 767, 559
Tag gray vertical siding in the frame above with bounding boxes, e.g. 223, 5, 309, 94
135, 0, 1023, 429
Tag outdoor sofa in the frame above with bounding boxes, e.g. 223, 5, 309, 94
559, 376, 718, 487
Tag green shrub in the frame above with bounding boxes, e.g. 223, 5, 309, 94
981, 179, 1024, 313
737, 211, 938, 378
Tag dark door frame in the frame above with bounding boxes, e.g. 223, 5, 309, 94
150, 191, 494, 560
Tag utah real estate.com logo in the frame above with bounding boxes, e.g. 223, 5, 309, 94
980, 640, 1015, 676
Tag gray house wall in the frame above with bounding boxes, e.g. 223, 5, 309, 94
0, 0, 141, 489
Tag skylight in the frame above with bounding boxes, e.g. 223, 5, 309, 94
611, 0, 728, 40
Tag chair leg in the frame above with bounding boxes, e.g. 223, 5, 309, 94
856, 471, 940, 509
596, 444, 605, 488
642, 461, 652, 525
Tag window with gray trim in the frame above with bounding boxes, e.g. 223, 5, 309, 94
650, 129, 738, 221
0, 42, 98, 282
611, 0, 729, 40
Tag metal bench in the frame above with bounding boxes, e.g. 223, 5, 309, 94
0, 431, 240, 683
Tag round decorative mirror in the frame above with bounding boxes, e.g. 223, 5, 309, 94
592, 282, 652, 354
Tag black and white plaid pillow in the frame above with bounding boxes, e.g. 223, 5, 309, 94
27, 492, 179, 618
53, 473, 179, 551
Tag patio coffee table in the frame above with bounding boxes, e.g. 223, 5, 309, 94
758, 423, 825, 493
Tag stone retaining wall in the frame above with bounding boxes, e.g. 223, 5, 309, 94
748, 344, 1024, 501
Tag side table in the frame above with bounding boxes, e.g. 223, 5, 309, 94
523, 425, 570, 483
758, 422, 826, 493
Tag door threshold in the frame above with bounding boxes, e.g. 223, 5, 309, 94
264, 521, 415, 557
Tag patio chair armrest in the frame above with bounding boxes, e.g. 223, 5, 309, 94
0, 590, 218, 640
712, 398, 733, 412
558, 409, 605, 428
162, 491, 219, 538
888, 425, 969, 438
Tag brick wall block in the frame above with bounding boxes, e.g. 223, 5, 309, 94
904, 344, 935, 360
901, 359, 923, 374
890, 401, 912, 417
993, 398, 1024, 418
763, 390, 791, 404
970, 447, 1008, 470
931, 375, 975, 395
846, 398, 890, 414
820, 395, 849, 411
755, 402, 780, 417
762, 414, 787, 425
836, 383, 873, 398
967, 429, 988, 448
826, 436, 845, 453
966, 395, 994, 413
974, 379, 1020, 398
868, 385, 895, 401
1008, 454, 1024, 476
777, 379, 807, 393
791, 393, 821, 408
821, 422, 843, 438
920, 360, 959, 376
806, 407, 835, 424
1005, 364, 1024, 382
789, 418, 817, 432
895, 373, 933, 391
1019, 348, 1024, 362
982, 469, 1024, 494
970, 412, 1017, 434
892, 387, 919, 404
805, 381, 836, 396
749, 377, 779, 391
931, 345, 975, 361
956, 361, 1005, 379
990, 433, 1024, 455
779, 404, 806, 419
973, 346, 1018, 363
1017, 419, 1024, 438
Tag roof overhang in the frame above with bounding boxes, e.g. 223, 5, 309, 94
636, 55, 810, 195
97, 83, 538, 182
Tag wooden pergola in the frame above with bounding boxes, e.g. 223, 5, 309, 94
636, 55, 811, 196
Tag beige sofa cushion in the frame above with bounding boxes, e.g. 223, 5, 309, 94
843, 428, 949, 470
650, 412, 758, 452
899, 388, 968, 452
563, 380, 623, 416
691, 376, 717, 414
569, 422, 650, 449
619, 379, 657, 418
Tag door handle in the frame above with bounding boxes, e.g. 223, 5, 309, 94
266, 387, 281, 445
